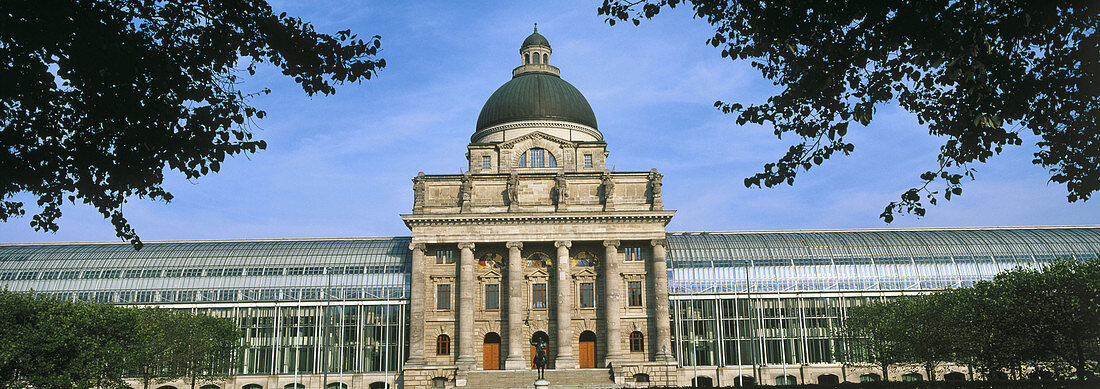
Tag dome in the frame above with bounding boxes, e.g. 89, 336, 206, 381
522, 30, 550, 49
475, 72, 598, 133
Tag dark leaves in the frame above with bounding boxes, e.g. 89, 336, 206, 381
1, 0, 384, 248
600, 0, 1098, 222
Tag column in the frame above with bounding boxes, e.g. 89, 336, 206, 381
407, 243, 427, 365
504, 241, 525, 369
651, 239, 674, 361
603, 240, 623, 364
554, 240, 575, 368
456, 242, 476, 367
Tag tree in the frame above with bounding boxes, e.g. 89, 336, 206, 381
598, 1, 1099, 222
1, 0, 385, 248
843, 300, 905, 381
172, 312, 240, 389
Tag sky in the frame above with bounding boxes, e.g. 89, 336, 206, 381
2, 1, 1097, 243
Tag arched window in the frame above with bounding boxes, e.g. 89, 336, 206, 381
629, 331, 644, 352
817, 374, 840, 385
525, 53, 530, 64
776, 375, 797, 386
437, 334, 450, 355
325, 383, 347, 389
533, 52, 540, 64
901, 373, 923, 382
284, 384, 305, 389
944, 372, 966, 381
157, 386, 177, 389
543, 53, 548, 64
517, 148, 556, 168
369, 383, 386, 389
633, 373, 649, 383
859, 373, 880, 382
243, 385, 263, 389
200, 386, 219, 389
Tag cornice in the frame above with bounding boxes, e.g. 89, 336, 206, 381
471, 120, 602, 143
400, 211, 675, 228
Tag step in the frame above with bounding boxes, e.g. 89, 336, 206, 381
464, 368, 619, 389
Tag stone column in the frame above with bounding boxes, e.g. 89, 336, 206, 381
407, 243, 427, 365
456, 242, 476, 368
651, 239, 674, 361
504, 241, 525, 369
554, 240, 575, 368
603, 240, 623, 364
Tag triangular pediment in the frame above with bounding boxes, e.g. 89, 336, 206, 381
525, 268, 550, 279
572, 267, 598, 279
499, 131, 575, 149
478, 269, 502, 280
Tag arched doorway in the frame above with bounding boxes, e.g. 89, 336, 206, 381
530, 331, 549, 368
818, 374, 840, 384
944, 372, 966, 381
579, 331, 597, 368
483, 332, 501, 370
734, 376, 755, 387
691, 376, 714, 388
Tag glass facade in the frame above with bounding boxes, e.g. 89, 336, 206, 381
1, 227, 1098, 373
664, 228, 1100, 367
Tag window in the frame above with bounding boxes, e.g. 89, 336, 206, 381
532, 283, 547, 308
543, 53, 548, 64
624, 247, 643, 261
580, 282, 594, 308
628, 281, 643, 307
431, 378, 447, 388
436, 250, 455, 264
437, 284, 451, 310
531, 148, 544, 167
485, 284, 499, 309
533, 52, 540, 64
525, 54, 530, 64
436, 334, 450, 355
517, 148, 556, 168
584, 154, 593, 168
633, 374, 649, 383
482, 155, 491, 170
629, 331, 644, 352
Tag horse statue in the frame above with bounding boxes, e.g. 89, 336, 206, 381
531, 339, 547, 380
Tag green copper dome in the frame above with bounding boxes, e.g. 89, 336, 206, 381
475, 72, 598, 133
522, 30, 550, 49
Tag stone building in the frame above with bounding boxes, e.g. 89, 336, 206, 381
400, 26, 677, 388
1, 28, 1099, 389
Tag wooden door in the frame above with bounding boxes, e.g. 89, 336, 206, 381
483, 342, 500, 370
579, 331, 597, 368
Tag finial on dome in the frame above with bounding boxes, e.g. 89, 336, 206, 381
534, 23, 537, 33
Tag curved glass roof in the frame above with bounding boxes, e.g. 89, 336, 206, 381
0, 238, 411, 304
666, 227, 1100, 294
2, 227, 1097, 303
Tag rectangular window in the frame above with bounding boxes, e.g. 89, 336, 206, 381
436, 250, 456, 264
482, 155, 492, 170
437, 284, 451, 310
624, 247, 643, 262
628, 281, 643, 307
532, 283, 547, 308
584, 154, 593, 168
485, 284, 499, 309
580, 282, 595, 308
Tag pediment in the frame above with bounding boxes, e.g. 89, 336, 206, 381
572, 267, 598, 279
478, 269, 502, 280
499, 131, 575, 149
525, 268, 550, 280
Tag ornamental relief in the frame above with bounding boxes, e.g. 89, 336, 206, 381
525, 251, 552, 268
477, 252, 504, 270
571, 250, 598, 267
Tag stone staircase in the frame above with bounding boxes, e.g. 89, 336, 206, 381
464, 369, 619, 389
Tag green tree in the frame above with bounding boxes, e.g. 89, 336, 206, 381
598, 1, 1098, 222
843, 300, 905, 381
1, 0, 385, 248
172, 313, 240, 389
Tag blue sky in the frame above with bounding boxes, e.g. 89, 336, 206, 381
2, 1, 1097, 243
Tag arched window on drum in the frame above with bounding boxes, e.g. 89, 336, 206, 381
517, 148, 556, 168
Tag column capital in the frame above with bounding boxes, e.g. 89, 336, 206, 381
602, 240, 620, 248
650, 239, 667, 248
409, 242, 427, 253
457, 242, 476, 250
554, 240, 572, 248
506, 241, 524, 250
